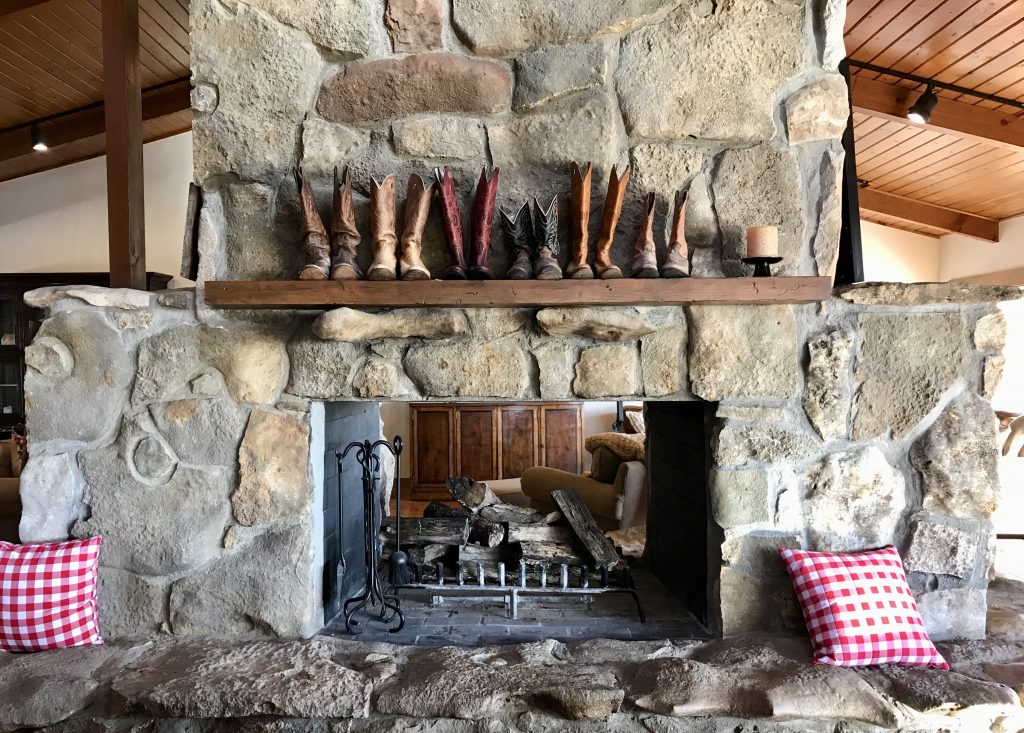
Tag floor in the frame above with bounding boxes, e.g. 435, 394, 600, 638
321, 563, 710, 645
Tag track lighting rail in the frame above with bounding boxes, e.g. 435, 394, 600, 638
845, 59, 1024, 111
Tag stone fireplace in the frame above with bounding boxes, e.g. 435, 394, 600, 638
13, 0, 1017, 643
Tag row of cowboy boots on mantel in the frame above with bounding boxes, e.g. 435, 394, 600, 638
294, 162, 691, 281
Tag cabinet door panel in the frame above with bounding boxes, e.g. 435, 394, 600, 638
412, 407, 453, 491
456, 406, 497, 480
541, 404, 583, 473
499, 406, 538, 479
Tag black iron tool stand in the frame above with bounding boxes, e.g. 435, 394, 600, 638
337, 437, 404, 634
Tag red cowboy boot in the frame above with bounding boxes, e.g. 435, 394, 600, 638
433, 166, 467, 279
468, 167, 499, 280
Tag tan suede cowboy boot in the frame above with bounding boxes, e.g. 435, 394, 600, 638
630, 192, 659, 278
295, 168, 329, 280
330, 166, 362, 281
661, 188, 690, 278
368, 175, 398, 281
594, 164, 630, 279
399, 174, 432, 281
567, 162, 594, 279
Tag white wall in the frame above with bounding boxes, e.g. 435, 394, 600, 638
379, 401, 638, 479
938, 214, 1024, 284
0, 132, 193, 276
860, 219, 941, 283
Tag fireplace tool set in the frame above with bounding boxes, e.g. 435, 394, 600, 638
336, 435, 407, 634
291, 161, 786, 282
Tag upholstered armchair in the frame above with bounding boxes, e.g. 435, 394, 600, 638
0, 439, 22, 542
520, 432, 647, 531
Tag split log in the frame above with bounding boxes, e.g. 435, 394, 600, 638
479, 503, 545, 524
506, 524, 576, 545
468, 518, 505, 547
458, 544, 516, 581
516, 541, 588, 567
381, 517, 469, 546
551, 489, 619, 570
423, 501, 471, 519
447, 476, 500, 511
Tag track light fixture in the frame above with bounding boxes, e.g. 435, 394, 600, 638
906, 84, 938, 124
30, 124, 48, 152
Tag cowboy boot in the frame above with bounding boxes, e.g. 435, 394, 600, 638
501, 203, 533, 280
433, 166, 467, 279
399, 174, 432, 280
594, 165, 630, 279
330, 166, 362, 280
661, 188, 690, 278
630, 192, 659, 278
368, 175, 398, 281
532, 196, 563, 280
469, 167, 499, 280
567, 162, 594, 279
295, 169, 329, 280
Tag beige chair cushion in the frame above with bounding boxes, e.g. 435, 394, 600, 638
590, 445, 621, 484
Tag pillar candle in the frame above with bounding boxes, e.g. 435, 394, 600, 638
746, 226, 779, 258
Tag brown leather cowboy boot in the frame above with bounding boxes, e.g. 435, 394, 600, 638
399, 174, 432, 281
433, 166, 467, 279
630, 192, 659, 278
532, 196, 563, 280
468, 167, 499, 280
594, 165, 630, 279
368, 175, 398, 281
330, 166, 362, 280
501, 203, 533, 280
295, 168, 329, 280
567, 162, 594, 279
661, 188, 690, 278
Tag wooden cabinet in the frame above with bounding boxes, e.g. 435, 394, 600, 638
410, 402, 583, 498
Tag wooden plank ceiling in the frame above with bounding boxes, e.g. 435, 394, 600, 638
846, 0, 1024, 240
0, 0, 191, 183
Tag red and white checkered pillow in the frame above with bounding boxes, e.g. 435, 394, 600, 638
779, 545, 947, 669
0, 536, 103, 651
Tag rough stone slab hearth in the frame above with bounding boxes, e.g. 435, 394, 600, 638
2, 633, 1022, 732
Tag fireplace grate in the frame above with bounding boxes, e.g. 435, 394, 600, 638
390, 560, 645, 622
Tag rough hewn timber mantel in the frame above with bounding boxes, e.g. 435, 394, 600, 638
203, 277, 832, 309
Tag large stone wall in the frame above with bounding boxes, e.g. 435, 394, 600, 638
17, 283, 1020, 638
191, 0, 849, 284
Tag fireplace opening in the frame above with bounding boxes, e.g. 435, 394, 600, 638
318, 400, 716, 644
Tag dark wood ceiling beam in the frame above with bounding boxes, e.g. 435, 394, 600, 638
858, 188, 1000, 242
103, 0, 146, 290
850, 74, 1024, 151
0, 79, 190, 164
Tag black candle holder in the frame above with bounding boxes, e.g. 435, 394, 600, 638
741, 256, 782, 277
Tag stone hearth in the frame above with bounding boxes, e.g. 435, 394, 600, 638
3, 616, 1024, 732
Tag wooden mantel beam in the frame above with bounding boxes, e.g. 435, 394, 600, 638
850, 74, 1024, 151
858, 188, 1000, 242
102, 0, 147, 290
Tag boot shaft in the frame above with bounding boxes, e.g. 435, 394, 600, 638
567, 162, 594, 279
433, 166, 467, 279
631, 192, 659, 278
330, 166, 362, 280
399, 174, 432, 280
368, 175, 398, 280
594, 164, 630, 278
662, 188, 690, 278
469, 167, 500, 279
295, 168, 329, 280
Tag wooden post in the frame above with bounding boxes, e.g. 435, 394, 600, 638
102, 0, 146, 290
